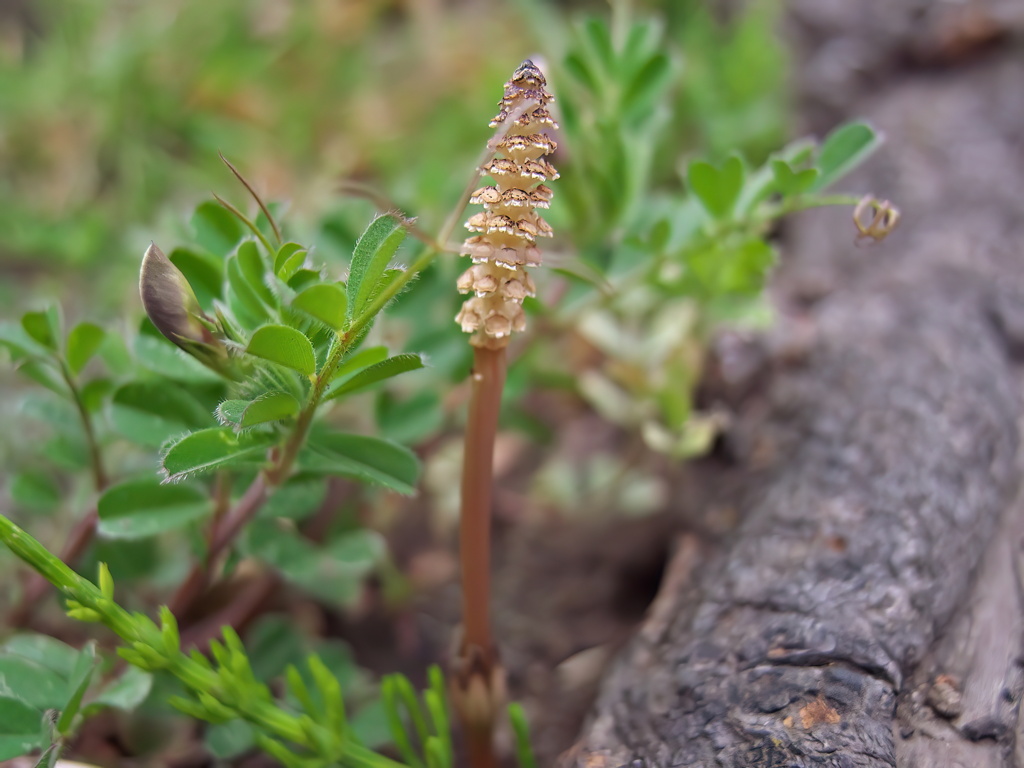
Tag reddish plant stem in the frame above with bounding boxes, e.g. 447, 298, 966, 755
452, 345, 507, 768
459, 345, 506, 654
169, 474, 269, 618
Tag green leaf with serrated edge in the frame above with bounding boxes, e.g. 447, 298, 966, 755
161, 427, 273, 482
0, 697, 46, 759
192, 200, 245, 255
770, 159, 819, 196
236, 241, 275, 305
98, 478, 211, 538
292, 284, 347, 330
0, 655, 67, 709
347, 215, 406, 321
301, 431, 419, 495
687, 156, 745, 219
325, 353, 424, 401
0, 636, 78, 680
217, 391, 299, 430
813, 121, 882, 191
57, 642, 96, 735
111, 381, 213, 447
328, 346, 389, 385
170, 248, 222, 306
65, 322, 105, 375
246, 325, 316, 376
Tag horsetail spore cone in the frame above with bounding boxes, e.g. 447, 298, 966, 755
453, 59, 557, 768
455, 59, 558, 349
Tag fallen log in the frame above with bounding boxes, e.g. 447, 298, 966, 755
567, 9, 1024, 767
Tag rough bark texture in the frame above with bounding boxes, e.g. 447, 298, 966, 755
567, 4, 1024, 767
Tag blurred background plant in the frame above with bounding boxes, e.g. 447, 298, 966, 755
0, 0, 892, 765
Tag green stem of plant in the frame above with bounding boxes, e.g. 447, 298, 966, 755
0, 513, 411, 768
459, 345, 506, 661
60, 361, 107, 492
755, 193, 862, 222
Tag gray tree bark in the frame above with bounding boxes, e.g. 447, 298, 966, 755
566, 4, 1024, 767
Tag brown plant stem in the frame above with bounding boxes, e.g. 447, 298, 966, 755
169, 473, 269, 618
453, 345, 507, 768
459, 345, 506, 653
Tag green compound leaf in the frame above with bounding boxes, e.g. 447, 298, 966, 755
66, 322, 106, 375
687, 156, 745, 220
302, 431, 420, 495
161, 427, 274, 482
245, 325, 316, 377
98, 478, 212, 538
292, 283, 347, 330
217, 391, 300, 430
813, 121, 882, 191
325, 353, 425, 401
347, 215, 406, 322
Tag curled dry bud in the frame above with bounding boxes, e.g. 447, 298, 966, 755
140, 243, 235, 376
455, 60, 557, 349
853, 195, 901, 243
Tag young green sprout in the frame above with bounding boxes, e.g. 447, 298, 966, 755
452, 59, 557, 768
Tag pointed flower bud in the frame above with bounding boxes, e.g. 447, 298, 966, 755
140, 243, 238, 378
455, 59, 557, 349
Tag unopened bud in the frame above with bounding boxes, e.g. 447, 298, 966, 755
140, 243, 240, 379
